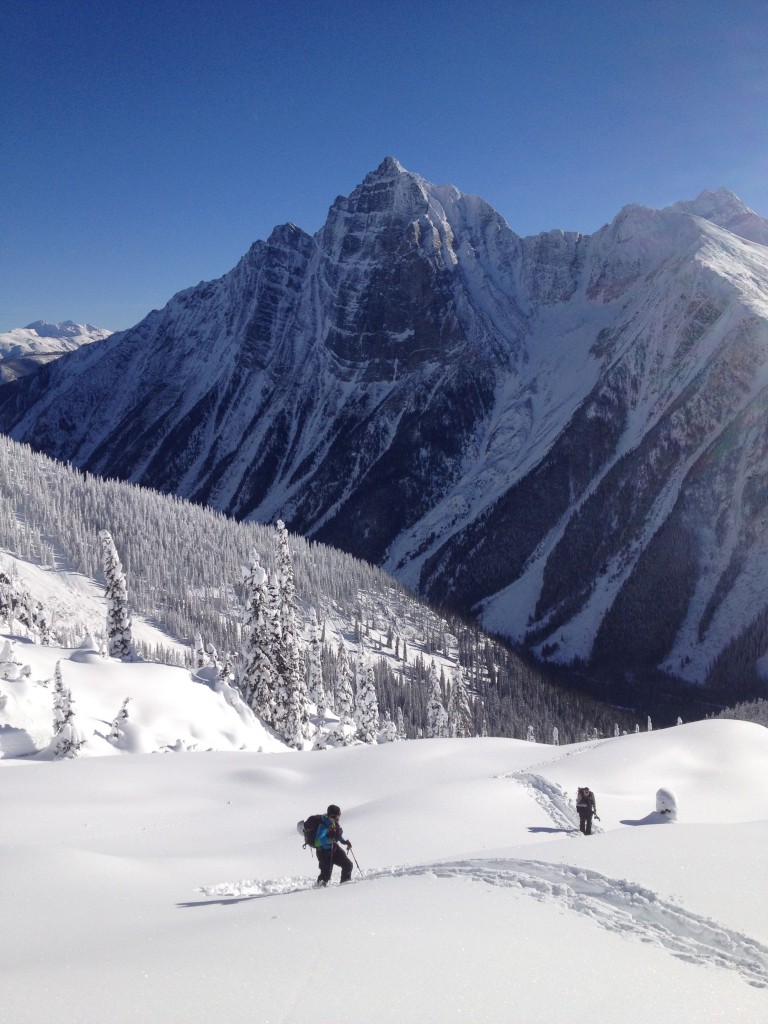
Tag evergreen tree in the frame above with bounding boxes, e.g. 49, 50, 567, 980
329, 645, 356, 744
51, 662, 83, 758
237, 551, 277, 726
273, 522, 311, 747
205, 642, 221, 671
108, 697, 131, 746
354, 661, 380, 744
219, 650, 236, 689
334, 646, 355, 720
193, 634, 208, 669
447, 663, 473, 738
426, 665, 448, 738
381, 709, 398, 742
306, 607, 327, 716
396, 705, 407, 740
98, 529, 134, 661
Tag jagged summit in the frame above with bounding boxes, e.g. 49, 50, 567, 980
669, 188, 768, 245
2, 163, 768, 706
367, 155, 408, 180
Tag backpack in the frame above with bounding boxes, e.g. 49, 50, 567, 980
297, 813, 323, 848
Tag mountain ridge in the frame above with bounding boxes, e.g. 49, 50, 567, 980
0, 320, 112, 383
3, 160, 768, 706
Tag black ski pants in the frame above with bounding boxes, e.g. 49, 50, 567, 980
316, 843, 352, 884
578, 810, 594, 835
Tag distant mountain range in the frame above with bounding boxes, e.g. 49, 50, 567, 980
3, 159, 768, 707
0, 321, 111, 382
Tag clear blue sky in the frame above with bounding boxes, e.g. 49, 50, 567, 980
3, 0, 767, 332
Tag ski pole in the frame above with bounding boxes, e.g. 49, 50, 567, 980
348, 845, 363, 876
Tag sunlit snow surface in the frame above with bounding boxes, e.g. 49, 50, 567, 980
2, 620, 767, 1022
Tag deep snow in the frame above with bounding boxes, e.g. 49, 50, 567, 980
1, 626, 767, 1023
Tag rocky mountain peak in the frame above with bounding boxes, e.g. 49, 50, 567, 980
2, 165, 768, 710
366, 155, 408, 181
670, 188, 768, 245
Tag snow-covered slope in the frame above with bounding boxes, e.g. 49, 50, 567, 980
0, 320, 111, 381
1, 706, 766, 1022
2, 163, 768, 701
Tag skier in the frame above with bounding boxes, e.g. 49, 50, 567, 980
315, 804, 353, 886
576, 786, 598, 835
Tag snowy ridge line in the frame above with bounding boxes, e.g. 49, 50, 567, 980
198, 859, 768, 987
495, 738, 607, 775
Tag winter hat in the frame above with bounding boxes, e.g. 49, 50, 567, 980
327, 804, 341, 817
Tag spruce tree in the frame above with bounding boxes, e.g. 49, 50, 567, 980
447, 663, 473, 738
237, 551, 277, 726
354, 661, 380, 744
273, 522, 311, 746
330, 645, 356, 744
306, 607, 326, 716
426, 665, 448, 738
98, 530, 134, 661
396, 705, 407, 740
381, 709, 397, 742
193, 634, 207, 669
108, 697, 131, 746
51, 662, 83, 758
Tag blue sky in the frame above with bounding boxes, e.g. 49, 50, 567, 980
3, 0, 767, 331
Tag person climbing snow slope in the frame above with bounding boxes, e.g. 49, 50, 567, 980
315, 804, 353, 886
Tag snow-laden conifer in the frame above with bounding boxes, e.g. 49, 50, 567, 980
354, 660, 380, 744
327, 645, 356, 745
334, 646, 355, 720
98, 529, 134, 661
0, 639, 30, 681
108, 697, 131, 746
193, 634, 208, 669
425, 665, 448, 738
51, 661, 83, 758
271, 523, 311, 747
237, 551, 277, 726
306, 607, 326, 716
447, 663, 473, 738
396, 705, 407, 740
381, 709, 397, 742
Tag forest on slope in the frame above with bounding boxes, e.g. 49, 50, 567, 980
0, 435, 638, 739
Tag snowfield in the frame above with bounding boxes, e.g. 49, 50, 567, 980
1, 627, 767, 1023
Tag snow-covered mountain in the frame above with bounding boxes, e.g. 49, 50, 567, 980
2, 161, 768, 703
0, 320, 111, 382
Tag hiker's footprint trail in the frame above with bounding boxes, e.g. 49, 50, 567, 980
199, 859, 768, 989
501, 770, 592, 835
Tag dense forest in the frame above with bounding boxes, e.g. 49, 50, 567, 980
0, 434, 640, 740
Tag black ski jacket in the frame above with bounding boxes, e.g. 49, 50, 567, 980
577, 790, 597, 815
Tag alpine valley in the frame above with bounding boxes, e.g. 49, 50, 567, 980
4, 158, 768, 711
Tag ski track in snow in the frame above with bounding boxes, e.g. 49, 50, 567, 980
197, 858, 768, 988
502, 771, 585, 834
496, 743, 607, 836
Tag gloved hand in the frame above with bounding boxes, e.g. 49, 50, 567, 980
345, 840, 352, 848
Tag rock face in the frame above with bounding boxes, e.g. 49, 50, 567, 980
3, 160, 768, 700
